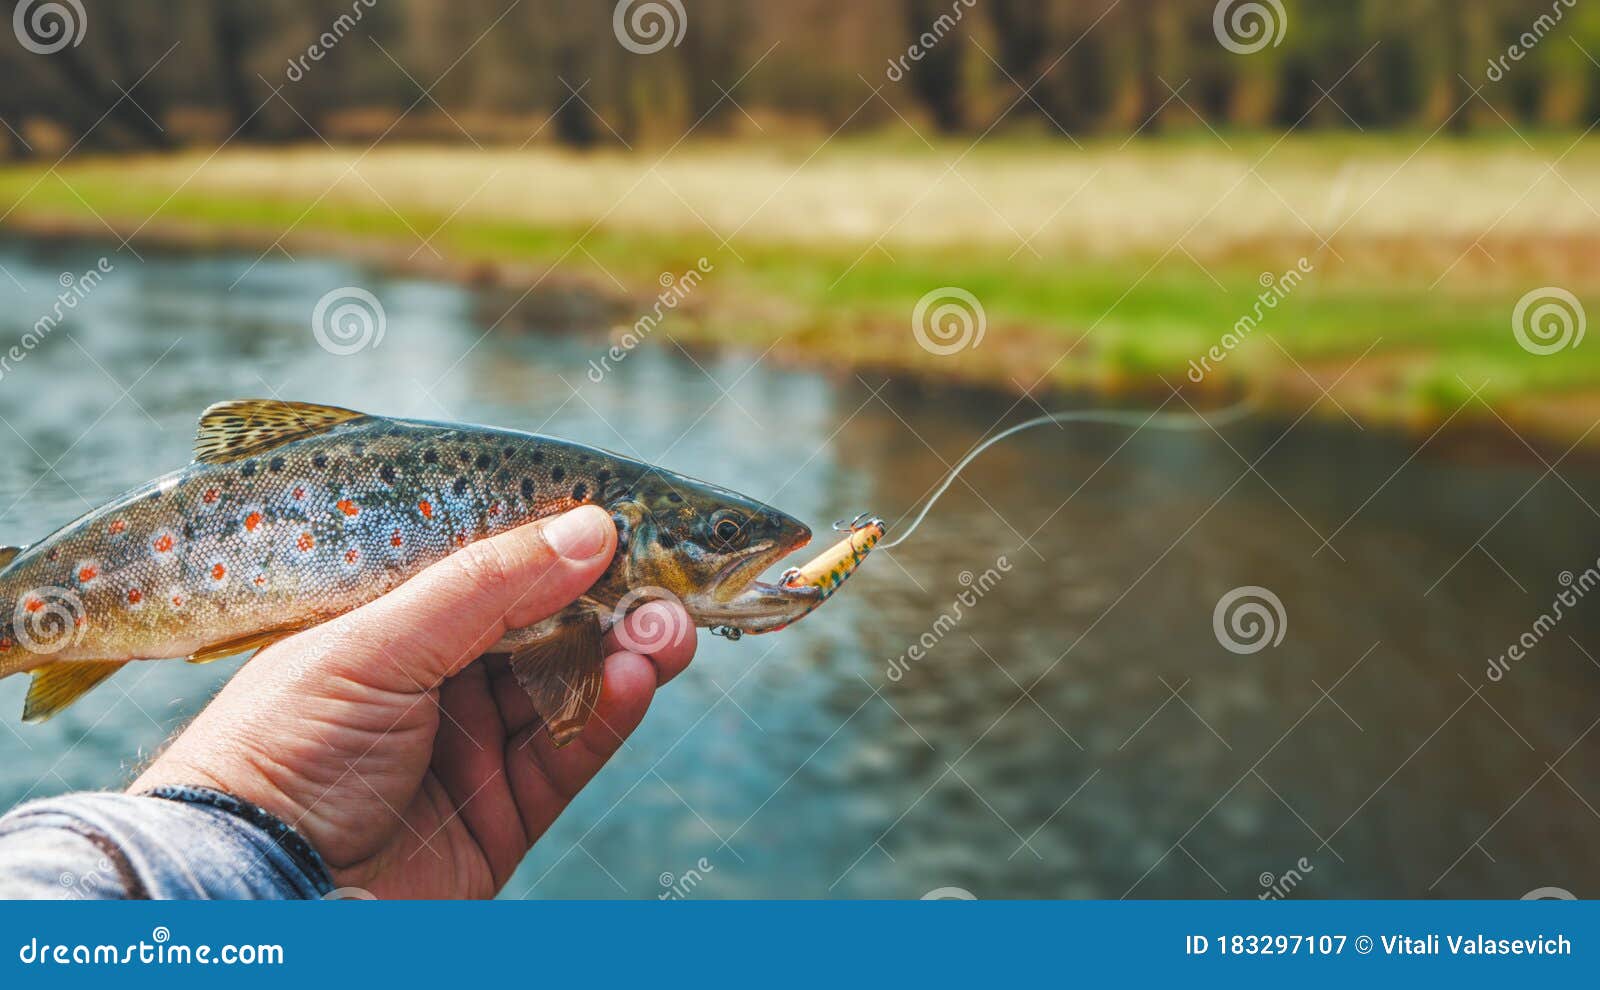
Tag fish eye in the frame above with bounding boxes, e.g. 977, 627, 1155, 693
710, 511, 747, 549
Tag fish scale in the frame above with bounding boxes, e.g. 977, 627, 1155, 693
0, 399, 877, 744
0, 417, 622, 670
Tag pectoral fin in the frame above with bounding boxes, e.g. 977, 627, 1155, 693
187, 626, 304, 664
22, 660, 128, 722
507, 611, 605, 747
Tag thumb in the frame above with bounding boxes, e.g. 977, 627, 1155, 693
320, 505, 617, 693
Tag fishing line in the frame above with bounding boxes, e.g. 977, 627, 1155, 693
877, 401, 1253, 550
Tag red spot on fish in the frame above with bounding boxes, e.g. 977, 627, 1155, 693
77, 565, 97, 583
390, 531, 403, 547
154, 534, 174, 553
345, 548, 359, 564
454, 534, 467, 547
297, 532, 315, 552
127, 588, 142, 605
203, 488, 220, 504
489, 502, 501, 516
337, 499, 359, 517
172, 594, 184, 607
245, 511, 263, 532
211, 563, 226, 581
108, 519, 127, 535
0, 638, 11, 651
292, 486, 306, 500
23, 597, 42, 613
418, 500, 433, 519
253, 575, 266, 586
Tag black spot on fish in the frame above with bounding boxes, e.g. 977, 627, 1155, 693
571, 482, 588, 501
183, 523, 195, 538
452, 476, 469, 497
551, 466, 565, 483
531, 449, 544, 464
146, 490, 161, 502
269, 457, 285, 473
596, 469, 611, 484
657, 531, 677, 550
521, 477, 536, 499
240, 461, 257, 478
666, 492, 682, 504
503, 446, 515, 459
312, 454, 328, 469
379, 464, 396, 485
458, 449, 471, 463
475, 453, 492, 470
495, 469, 510, 484
423, 450, 439, 464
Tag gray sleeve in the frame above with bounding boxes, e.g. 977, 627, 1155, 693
0, 786, 334, 899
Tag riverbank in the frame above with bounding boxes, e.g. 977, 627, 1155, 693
2, 135, 1597, 449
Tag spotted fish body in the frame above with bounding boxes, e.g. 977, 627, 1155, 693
0, 399, 877, 738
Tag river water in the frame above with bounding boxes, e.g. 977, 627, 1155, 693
0, 237, 1597, 899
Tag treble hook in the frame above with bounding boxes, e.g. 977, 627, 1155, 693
832, 511, 875, 532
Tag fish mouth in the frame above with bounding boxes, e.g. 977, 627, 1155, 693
689, 526, 820, 633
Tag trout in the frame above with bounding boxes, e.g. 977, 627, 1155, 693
0, 399, 879, 743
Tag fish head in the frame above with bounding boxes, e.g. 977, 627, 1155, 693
604, 472, 823, 633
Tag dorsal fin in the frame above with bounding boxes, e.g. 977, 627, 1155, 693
193, 400, 368, 464
0, 545, 23, 571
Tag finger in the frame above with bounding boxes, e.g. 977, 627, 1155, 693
504, 650, 657, 840
603, 600, 698, 684
319, 506, 617, 693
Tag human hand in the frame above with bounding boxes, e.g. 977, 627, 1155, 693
132, 505, 697, 899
